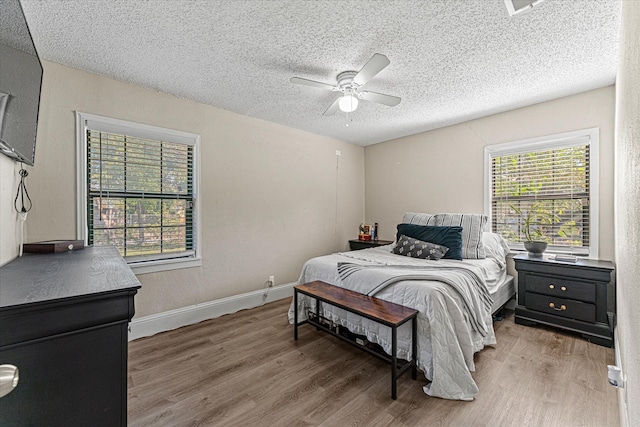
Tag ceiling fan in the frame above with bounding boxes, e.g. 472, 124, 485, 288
290, 53, 401, 116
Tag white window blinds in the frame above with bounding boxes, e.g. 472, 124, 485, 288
86, 129, 195, 262
486, 129, 597, 256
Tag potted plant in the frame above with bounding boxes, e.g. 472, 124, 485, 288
512, 204, 558, 257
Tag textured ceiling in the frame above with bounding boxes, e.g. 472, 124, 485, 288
17, 0, 622, 146
0, 0, 36, 53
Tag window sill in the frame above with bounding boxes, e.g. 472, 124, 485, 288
506, 249, 592, 259
128, 256, 202, 275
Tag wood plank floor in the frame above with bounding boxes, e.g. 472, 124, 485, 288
128, 298, 619, 426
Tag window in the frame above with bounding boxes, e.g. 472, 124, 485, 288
77, 112, 201, 273
484, 128, 599, 257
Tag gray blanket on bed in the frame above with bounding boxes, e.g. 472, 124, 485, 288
337, 262, 493, 337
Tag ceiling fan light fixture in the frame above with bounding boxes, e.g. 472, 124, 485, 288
338, 94, 358, 113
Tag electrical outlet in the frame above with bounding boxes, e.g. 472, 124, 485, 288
268, 275, 275, 287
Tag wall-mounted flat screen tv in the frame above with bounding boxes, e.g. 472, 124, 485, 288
0, 0, 43, 166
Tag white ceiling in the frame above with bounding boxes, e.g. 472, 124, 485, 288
18, 0, 622, 146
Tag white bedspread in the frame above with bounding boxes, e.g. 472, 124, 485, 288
288, 245, 503, 401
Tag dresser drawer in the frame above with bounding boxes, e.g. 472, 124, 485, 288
524, 274, 596, 303
524, 292, 596, 323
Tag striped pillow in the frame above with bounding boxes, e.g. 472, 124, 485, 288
402, 212, 437, 226
433, 213, 487, 259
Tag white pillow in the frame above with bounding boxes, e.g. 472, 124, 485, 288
482, 232, 510, 261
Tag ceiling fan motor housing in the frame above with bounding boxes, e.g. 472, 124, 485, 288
337, 71, 360, 95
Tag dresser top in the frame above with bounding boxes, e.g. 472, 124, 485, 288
0, 246, 141, 309
512, 253, 614, 270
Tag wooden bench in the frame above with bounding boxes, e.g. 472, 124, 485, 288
293, 280, 418, 400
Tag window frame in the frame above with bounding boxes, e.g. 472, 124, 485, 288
76, 112, 202, 274
483, 128, 599, 258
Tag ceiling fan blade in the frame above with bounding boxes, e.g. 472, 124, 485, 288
290, 77, 336, 91
353, 53, 390, 86
360, 91, 401, 107
323, 98, 341, 116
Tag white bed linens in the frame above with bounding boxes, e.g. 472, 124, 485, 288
288, 244, 507, 401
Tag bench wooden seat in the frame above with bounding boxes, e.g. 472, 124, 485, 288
293, 280, 418, 400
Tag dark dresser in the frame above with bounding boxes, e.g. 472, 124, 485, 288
0, 246, 140, 426
348, 239, 394, 250
513, 253, 614, 347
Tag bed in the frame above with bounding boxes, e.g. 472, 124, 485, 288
288, 213, 514, 401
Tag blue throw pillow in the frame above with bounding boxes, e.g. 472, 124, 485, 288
396, 224, 463, 260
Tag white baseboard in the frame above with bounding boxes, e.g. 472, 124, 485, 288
128, 282, 295, 341
614, 326, 629, 427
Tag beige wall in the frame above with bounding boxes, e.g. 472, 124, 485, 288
19, 61, 364, 317
364, 86, 616, 262
615, 1, 640, 425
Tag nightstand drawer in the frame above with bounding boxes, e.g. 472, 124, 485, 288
525, 292, 596, 323
524, 274, 596, 303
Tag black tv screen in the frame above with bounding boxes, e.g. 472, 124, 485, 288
0, 0, 43, 166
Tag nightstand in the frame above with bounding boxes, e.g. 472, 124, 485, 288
513, 253, 615, 347
348, 239, 394, 251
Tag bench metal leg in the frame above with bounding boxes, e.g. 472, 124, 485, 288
411, 316, 417, 380
294, 289, 298, 340
391, 326, 397, 400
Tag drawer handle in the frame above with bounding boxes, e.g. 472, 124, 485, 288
549, 302, 567, 311
549, 284, 555, 289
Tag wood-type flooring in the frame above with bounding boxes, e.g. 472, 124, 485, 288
128, 298, 619, 426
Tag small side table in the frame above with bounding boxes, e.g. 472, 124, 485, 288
349, 239, 394, 251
